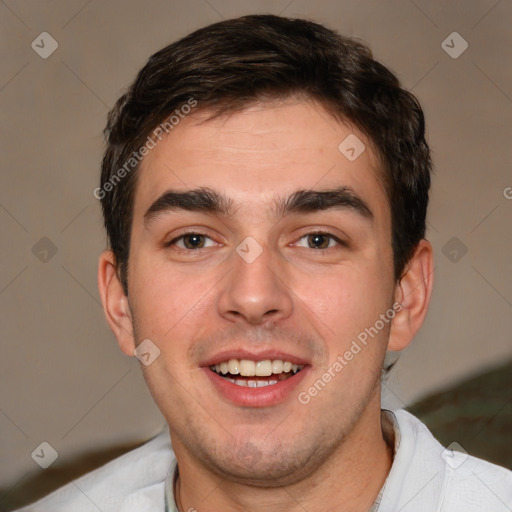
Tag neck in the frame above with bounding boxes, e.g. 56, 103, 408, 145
172, 400, 394, 512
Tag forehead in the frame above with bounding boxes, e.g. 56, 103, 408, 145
133, 99, 389, 222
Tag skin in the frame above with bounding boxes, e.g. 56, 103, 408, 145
98, 98, 434, 512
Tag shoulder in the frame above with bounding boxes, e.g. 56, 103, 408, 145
436, 429, 512, 512
14, 426, 175, 512
381, 409, 512, 512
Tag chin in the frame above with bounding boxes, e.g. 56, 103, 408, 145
200, 438, 331, 487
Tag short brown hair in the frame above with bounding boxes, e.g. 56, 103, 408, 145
100, 14, 431, 295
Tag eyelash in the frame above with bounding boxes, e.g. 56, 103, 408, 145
297, 231, 347, 250
165, 231, 346, 251
165, 231, 217, 250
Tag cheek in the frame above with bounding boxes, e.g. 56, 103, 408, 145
292, 271, 394, 393
292, 263, 392, 339
128, 259, 197, 339
128, 254, 221, 365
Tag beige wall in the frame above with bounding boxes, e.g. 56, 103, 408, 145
1, 0, 511, 499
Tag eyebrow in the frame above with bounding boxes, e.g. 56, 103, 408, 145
143, 186, 373, 226
279, 187, 373, 220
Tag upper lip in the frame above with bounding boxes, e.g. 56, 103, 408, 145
201, 349, 311, 368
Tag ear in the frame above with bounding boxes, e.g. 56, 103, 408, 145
97, 250, 136, 356
388, 239, 434, 351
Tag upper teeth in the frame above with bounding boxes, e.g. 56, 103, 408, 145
211, 359, 303, 377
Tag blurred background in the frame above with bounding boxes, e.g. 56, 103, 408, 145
1, 0, 511, 509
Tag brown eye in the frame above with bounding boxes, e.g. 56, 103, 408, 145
167, 233, 216, 250
295, 232, 342, 250
307, 233, 332, 249
182, 234, 206, 249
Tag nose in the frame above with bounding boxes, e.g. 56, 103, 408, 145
217, 240, 294, 326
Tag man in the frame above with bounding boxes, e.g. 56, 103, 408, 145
17, 14, 512, 512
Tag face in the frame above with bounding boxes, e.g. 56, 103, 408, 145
123, 99, 398, 485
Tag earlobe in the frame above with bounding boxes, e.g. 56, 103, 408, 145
388, 239, 434, 351
97, 250, 136, 356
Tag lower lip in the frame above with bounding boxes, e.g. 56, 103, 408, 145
203, 367, 310, 407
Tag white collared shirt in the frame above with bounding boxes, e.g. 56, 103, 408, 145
15, 410, 512, 511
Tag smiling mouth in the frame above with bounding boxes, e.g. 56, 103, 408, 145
209, 358, 304, 387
